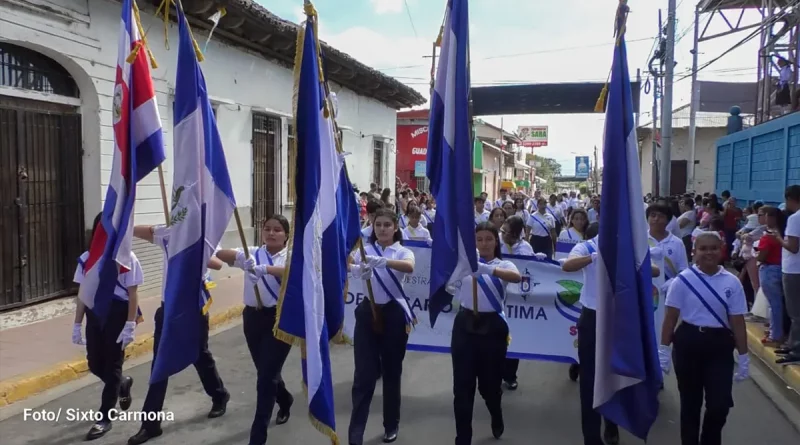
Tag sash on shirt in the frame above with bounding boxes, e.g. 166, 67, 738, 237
369, 244, 417, 328
423, 211, 434, 225
546, 207, 560, 222
474, 262, 508, 325
648, 238, 678, 279
254, 248, 281, 303
399, 215, 408, 229
530, 214, 550, 235
77, 256, 144, 323
676, 267, 730, 329
585, 239, 596, 254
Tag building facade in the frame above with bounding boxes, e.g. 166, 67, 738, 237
0, 0, 423, 309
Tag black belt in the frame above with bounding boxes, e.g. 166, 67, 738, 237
682, 322, 728, 334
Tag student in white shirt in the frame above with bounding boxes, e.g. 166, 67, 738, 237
71, 213, 143, 440
474, 196, 490, 225
480, 192, 492, 211
559, 208, 589, 242
489, 207, 507, 231
494, 188, 511, 210
217, 215, 295, 445
501, 201, 516, 218
527, 197, 555, 259
402, 206, 432, 242
774, 185, 800, 363
422, 197, 436, 228
587, 197, 600, 224
659, 232, 750, 444
129, 224, 228, 443
451, 222, 521, 444
547, 194, 565, 234
648, 203, 690, 293
513, 197, 531, 237
560, 222, 619, 445
361, 199, 382, 240
348, 208, 416, 444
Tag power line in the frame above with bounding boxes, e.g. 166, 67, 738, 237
402, 0, 418, 39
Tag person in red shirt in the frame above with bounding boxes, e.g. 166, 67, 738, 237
708, 217, 728, 263
756, 206, 786, 345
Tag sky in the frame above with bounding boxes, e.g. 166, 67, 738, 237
257, 0, 763, 174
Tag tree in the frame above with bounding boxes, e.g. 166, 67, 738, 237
532, 155, 562, 192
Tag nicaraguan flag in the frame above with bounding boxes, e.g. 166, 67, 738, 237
150, 3, 235, 383
426, 0, 478, 327
78, 0, 165, 323
593, 6, 661, 440
274, 9, 361, 443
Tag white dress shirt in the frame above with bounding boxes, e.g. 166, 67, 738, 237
351, 242, 415, 305
236, 246, 287, 308
501, 240, 534, 256
666, 266, 747, 328
455, 258, 519, 312
568, 237, 599, 310
527, 212, 554, 237
74, 251, 144, 301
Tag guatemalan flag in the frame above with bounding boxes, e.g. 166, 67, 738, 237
78, 0, 165, 322
149, 3, 235, 383
426, 0, 478, 327
594, 4, 661, 440
274, 7, 361, 443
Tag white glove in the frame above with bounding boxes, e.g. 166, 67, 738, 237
658, 345, 672, 375
360, 265, 374, 280
364, 255, 387, 269
590, 252, 598, 262
445, 282, 458, 295
474, 263, 495, 277
234, 251, 255, 271
534, 252, 547, 260
72, 323, 85, 345
734, 353, 750, 382
426, 238, 433, 247
116, 321, 136, 349
252, 265, 269, 278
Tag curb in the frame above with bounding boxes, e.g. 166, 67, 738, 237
746, 321, 800, 395
0, 304, 245, 408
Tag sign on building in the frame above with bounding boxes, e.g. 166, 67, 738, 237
575, 156, 590, 178
517, 125, 548, 147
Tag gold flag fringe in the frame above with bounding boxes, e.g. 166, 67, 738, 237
128, 1, 158, 68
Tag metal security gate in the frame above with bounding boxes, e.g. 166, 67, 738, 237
251, 113, 280, 244
0, 97, 84, 310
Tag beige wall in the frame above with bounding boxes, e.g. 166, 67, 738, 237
639, 127, 725, 196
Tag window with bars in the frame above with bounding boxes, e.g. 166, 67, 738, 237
287, 124, 297, 203
0, 43, 79, 97
373, 138, 384, 187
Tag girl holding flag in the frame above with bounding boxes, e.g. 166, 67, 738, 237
347, 208, 416, 445
451, 222, 521, 445
216, 215, 294, 445
72, 213, 143, 440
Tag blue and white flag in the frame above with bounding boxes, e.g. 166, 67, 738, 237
274, 7, 361, 443
426, 0, 478, 327
150, 3, 235, 384
593, 4, 661, 440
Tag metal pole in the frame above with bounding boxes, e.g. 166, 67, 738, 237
687, 6, 700, 193
659, 0, 677, 197
635, 69, 642, 171
652, 80, 659, 196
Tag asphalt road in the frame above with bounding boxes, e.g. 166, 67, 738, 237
1, 323, 798, 445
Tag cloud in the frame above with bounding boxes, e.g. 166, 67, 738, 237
370, 0, 403, 14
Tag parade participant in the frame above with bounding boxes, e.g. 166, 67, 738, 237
527, 197, 556, 259
547, 194, 565, 235
587, 197, 600, 224
494, 188, 511, 209
480, 192, 491, 211
501, 201, 516, 217
513, 197, 531, 226
659, 232, 750, 445
422, 196, 436, 228
402, 206, 432, 242
648, 203, 690, 294
348, 208, 416, 444
399, 200, 419, 230
362, 199, 383, 239
72, 213, 142, 440
559, 208, 589, 241
488, 207, 507, 230
528, 190, 542, 213
216, 215, 294, 445
451, 222, 521, 445
127, 225, 229, 445
474, 196, 490, 225
499, 216, 542, 391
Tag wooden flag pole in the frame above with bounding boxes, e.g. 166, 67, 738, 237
233, 208, 264, 309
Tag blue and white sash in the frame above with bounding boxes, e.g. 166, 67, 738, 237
369, 244, 416, 327
399, 215, 409, 229
423, 211, 434, 225
546, 207, 560, 222
566, 228, 584, 241
254, 247, 281, 302
530, 214, 551, 235
585, 239, 596, 255
474, 260, 509, 326
677, 267, 730, 329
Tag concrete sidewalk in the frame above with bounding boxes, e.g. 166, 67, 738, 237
0, 271, 246, 407
746, 320, 800, 395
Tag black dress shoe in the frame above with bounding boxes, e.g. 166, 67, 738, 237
119, 376, 134, 410
492, 417, 505, 439
775, 347, 792, 355
208, 391, 230, 418
85, 421, 112, 441
776, 354, 800, 365
382, 428, 398, 443
127, 427, 163, 445
603, 427, 620, 445
504, 380, 518, 391
276, 395, 293, 425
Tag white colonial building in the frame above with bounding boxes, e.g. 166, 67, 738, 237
0, 0, 424, 307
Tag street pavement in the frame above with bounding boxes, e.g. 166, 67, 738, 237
1, 323, 798, 445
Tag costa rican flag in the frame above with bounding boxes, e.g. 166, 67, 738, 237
78, 0, 165, 322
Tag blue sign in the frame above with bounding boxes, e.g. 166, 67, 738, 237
414, 160, 426, 177
575, 156, 590, 178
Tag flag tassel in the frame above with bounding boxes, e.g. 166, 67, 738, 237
129, 0, 159, 69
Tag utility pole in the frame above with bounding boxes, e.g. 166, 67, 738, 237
593, 144, 599, 194
687, 5, 700, 194
659, 0, 677, 197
